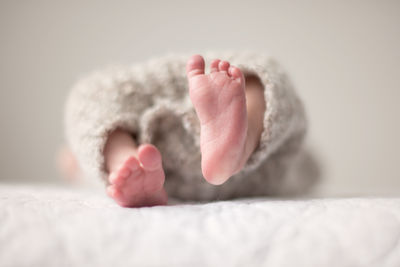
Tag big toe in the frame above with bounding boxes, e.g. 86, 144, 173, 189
186, 54, 205, 78
202, 158, 231, 186
138, 144, 163, 171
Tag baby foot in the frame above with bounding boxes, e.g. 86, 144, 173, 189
186, 55, 248, 185
106, 144, 167, 207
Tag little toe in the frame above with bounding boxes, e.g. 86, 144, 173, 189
108, 167, 129, 185
138, 144, 163, 171
210, 59, 221, 73
218, 61, 230, 73
107, 185, 122, 199
229, 66, 245, 83
109, 171, 123, 185
186, 55, 205, 78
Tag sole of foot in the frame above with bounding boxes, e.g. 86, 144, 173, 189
186, 55, 248, 185
107, 144, 168, 207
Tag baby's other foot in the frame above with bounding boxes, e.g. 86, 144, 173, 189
107, 144, 167, 207
186, 55, 248, 185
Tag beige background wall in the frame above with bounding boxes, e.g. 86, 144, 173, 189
0, 0, 399, 196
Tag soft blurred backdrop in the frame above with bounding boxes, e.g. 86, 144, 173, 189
0, 0, 399, 196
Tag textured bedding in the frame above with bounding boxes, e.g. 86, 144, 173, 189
1, 184, 400, 267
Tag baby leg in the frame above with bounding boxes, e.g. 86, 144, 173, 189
243, 75, 266, 163
104, 129, 167, 207
57, 145, 80, 181
186, 55, 265, 185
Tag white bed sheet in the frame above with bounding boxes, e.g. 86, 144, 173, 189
0, 184, 399, 267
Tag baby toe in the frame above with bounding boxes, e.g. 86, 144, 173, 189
186, 55, 205, 78
107, 185, 122, 199
229, 66, 245, 83
210, 59, 221, 73
138, 144, 163, 171
218, 61, 230, 72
